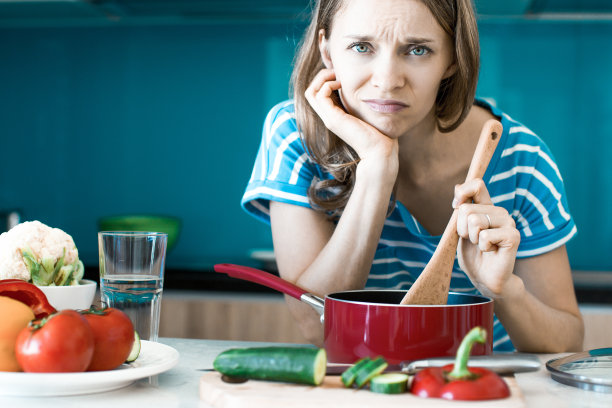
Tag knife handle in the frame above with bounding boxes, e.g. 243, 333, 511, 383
402, 353, 541, 375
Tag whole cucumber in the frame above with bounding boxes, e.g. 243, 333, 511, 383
213, 346, 327, 385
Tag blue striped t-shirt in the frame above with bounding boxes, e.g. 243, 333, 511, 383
241, 99, 577, 352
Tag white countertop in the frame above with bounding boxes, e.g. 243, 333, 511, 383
1, 338, 612, 408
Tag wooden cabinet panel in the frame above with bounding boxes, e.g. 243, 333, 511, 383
581, 305, 612, 350
159, 291, 307, 344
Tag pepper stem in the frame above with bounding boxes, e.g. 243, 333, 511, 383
447, 326, 487, 380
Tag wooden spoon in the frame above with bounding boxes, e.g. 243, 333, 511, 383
400, 119, 503, 305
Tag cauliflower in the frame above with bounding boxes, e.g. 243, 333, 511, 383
0, 220, 84, 286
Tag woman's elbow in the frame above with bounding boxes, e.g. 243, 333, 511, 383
285, 297, 325, 347
519, 314, 585, 353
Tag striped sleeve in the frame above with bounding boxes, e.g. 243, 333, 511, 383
241, 101, 319, 224
488, 117, 577, 258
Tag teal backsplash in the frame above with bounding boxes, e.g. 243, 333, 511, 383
0, 19, 610, 271
477, 20, 612, 270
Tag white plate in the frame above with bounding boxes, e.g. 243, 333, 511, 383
0, 341, 179, 397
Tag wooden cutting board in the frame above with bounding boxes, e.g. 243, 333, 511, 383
199, 372, 526, 408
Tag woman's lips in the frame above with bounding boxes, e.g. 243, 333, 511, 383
364, 99, 408, 113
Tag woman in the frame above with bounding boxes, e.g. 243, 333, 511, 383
242, 0, 583, 352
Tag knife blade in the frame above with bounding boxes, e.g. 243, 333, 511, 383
325, 353, 541, 375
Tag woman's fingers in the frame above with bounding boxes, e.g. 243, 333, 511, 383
306, 68, 336, 92
465, 212, 490, 243
457, 204, 515, 244
305, 69, 345, 131
477, 226, 521, 253
457, 222, 520, 297
475, 227, 520, 296
454, 178, 517, 246
305, 68, 336, 97
454, 181, 520, 298
453, 179, 493, 207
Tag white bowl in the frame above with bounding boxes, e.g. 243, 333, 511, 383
36, 279, 97, 311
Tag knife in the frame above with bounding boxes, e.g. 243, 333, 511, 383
325, 353, 541, 375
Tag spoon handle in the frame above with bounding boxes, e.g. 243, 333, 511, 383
465, 119, 503, 181
400, 119, 503, 305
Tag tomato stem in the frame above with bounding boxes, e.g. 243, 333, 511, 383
80, 306, 109, 316
29, 313, 55, 330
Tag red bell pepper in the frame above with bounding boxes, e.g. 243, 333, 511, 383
0, 279, 57, 319
411, 327, 511, 400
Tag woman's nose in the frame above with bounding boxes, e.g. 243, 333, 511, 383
370, 53, 405, 90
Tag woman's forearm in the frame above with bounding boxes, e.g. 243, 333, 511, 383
270, 154, 398, 345
494, 275, 584, 352
295, 158, 398, 293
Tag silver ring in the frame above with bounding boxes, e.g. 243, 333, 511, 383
485, 214, 492, 229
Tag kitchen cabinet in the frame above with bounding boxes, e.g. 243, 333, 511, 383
580, 305, 612, 350
0, 0, 310, 27
159, 290, 306, 343
475, 0, 612, 19
5, 0, 611, 27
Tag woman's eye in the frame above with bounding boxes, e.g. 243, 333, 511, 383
351, 43, 370, 53
409, 46, 430, 56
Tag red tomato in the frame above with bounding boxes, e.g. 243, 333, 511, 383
81, 307, 134, 371
15, 310, 94, 372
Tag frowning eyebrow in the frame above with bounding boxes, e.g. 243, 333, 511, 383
343, 35, 434, 44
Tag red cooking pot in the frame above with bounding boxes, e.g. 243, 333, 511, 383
214, 263, 493, 364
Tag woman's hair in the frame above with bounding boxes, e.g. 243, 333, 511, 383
290, 0, 480, 217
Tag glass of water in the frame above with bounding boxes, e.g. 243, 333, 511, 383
98, 231, 167, 342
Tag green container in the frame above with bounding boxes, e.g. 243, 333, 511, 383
98, 215, 181, 252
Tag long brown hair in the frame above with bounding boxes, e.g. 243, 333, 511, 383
290, 0, 480, 217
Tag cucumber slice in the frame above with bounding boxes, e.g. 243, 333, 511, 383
126, 331, 141, 362
213, 346, 327, 385
341, 357, 372, 387
370, 373, 409, 394
354, 356, 388, 388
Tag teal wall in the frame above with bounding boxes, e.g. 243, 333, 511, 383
0, 18, 610, 271
0, 23, 300, 268
477, 20, 612, 270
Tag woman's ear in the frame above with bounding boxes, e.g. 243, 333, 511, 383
442, 61, 457, 79
318, 29, 333, 69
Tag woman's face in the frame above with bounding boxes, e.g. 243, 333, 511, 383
319, 0, 456, 138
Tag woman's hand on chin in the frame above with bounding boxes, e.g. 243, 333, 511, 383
305, 68, 398, 164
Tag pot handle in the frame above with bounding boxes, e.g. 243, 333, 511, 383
214, 263, 307, 300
